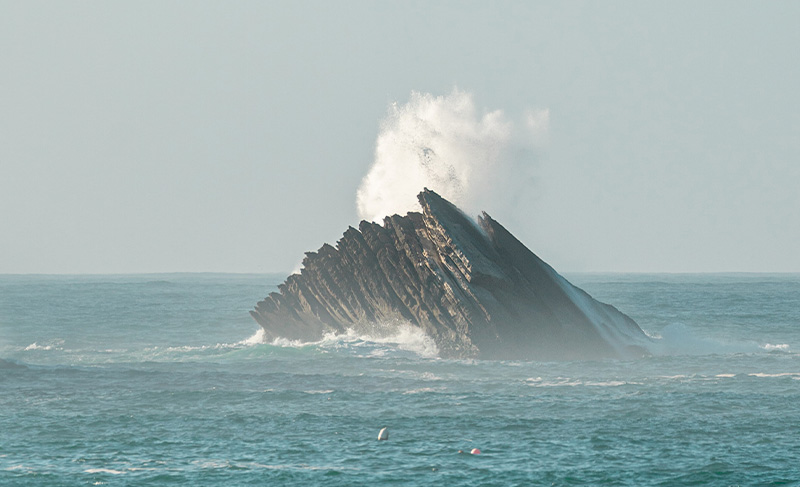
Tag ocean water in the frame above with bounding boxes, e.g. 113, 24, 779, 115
1, 273, 799, 486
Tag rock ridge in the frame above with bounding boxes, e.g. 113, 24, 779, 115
251, 189, 650, 359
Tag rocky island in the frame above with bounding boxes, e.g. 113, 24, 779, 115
251, 189, 649, 359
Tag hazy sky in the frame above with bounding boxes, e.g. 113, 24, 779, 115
2, 1, 799, 274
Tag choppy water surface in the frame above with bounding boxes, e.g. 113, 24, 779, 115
1, 273, 799, 486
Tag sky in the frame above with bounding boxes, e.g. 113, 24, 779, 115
2, 1, 799, 274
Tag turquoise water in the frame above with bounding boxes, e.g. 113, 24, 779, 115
1, 273, 799, 486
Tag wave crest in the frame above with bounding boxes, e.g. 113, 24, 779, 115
269, 321, 439, 359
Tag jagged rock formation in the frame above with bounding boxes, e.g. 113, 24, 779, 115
251, 189, 649, 360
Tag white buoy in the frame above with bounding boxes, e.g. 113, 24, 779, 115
378, 427, 389, 440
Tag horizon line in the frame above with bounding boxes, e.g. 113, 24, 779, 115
2, 270, 800, 277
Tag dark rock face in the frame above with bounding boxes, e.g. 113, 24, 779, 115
251, 189, 649, 360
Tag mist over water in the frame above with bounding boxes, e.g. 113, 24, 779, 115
356, 89, 548, 223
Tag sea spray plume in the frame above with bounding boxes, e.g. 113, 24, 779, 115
356, 89, 548, 223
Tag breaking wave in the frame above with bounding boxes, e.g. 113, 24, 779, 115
267, 321, 439, 359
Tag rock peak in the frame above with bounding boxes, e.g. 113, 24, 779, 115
251, 190, 649, 359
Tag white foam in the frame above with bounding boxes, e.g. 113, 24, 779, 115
356, 88, 546, 223
583, 380, 629, 387
308, 322, 440, 358
337, 322, 440, 358
643, 329, 662, 340
165, 329, 267, 352
237, 328, 267, 346
23, 339, 64, 351
762, 343, 790, 351
193, 459, 359, 472
270, 336, 315, 348
749, 372, 800, 378
365, 323, 439, 358
124, 329, 275, 363
84, 468, 125, 475
266, 320, 439, 358
525, 377, 582, 387
403, 387, 439, 394
525, 377, 631, 387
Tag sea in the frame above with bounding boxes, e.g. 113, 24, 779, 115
1, 273, 798, 486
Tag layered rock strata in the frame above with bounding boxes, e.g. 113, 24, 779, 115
251, 189, 649, 359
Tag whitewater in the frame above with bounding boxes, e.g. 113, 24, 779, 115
1, 272, 799, 486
